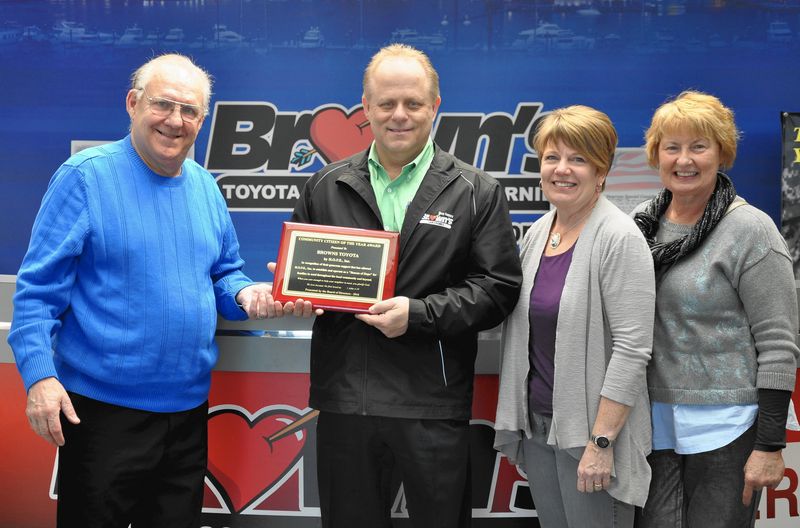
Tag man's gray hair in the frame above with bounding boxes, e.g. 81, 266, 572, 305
130, 53, 213, 114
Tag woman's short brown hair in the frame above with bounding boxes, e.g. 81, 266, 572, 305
533, 105, 618, 180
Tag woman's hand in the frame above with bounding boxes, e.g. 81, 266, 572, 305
577, 442, 614, 493
579, 397, 629, 493
742, 450, 786, 505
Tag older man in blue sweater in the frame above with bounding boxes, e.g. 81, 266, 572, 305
8, 54, 313, 528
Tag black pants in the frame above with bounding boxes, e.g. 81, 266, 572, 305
57, 392, 208, 528
635, 424, 759, 528
316, 411, 471, 528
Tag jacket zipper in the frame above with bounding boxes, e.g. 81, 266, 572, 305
438, 340, 448, 387
362, 332, 370, 414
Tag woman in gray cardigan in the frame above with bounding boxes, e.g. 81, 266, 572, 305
494, 106, 656, 527
632, 91, 799, 528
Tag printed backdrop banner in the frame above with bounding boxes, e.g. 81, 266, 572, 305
2, 1, 800, 527
781, 112, 800, 278
1, 1, 800, 280
1, 366, 799, 527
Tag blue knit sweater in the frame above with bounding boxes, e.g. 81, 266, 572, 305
9, 136, 252, 412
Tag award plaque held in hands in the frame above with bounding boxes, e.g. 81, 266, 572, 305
272, 222, 400, 313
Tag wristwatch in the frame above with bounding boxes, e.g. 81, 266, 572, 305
591, 434, 612, 448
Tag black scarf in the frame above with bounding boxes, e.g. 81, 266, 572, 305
633, 172, 736, 270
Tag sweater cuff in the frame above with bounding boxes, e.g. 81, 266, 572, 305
19, 353, 59, 393
218, 276, 252, 321
8, 325, 60, 392
756, 370, 797, 393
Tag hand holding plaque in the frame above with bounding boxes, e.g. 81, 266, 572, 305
271, 222, 400, 313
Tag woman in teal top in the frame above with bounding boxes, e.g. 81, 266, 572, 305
633, 91, 799, 528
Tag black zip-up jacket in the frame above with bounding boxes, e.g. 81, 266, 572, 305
292, 145, 522, 420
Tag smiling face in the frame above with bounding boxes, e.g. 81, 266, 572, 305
540, 140, 605, 214
126, 62, 205, 177
362, 56, 441, 171
657, 130, 721, 201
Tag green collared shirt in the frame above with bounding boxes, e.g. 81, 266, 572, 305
367, 139, 434, 232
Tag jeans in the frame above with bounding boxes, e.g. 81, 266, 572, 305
522, 411, 635, 528
635, 424, 759, 528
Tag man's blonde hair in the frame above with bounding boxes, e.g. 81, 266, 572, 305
363, 44, 439, 101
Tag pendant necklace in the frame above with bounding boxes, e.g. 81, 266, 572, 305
549, 204, 595, 249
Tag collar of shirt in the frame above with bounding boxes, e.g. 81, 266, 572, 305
367, 138, 434, 232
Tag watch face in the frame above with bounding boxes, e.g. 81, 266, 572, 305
594, 435, 610, 448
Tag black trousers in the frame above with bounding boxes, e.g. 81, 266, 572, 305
316, 411, 471, 528
57, 392, 208, 528
635, 424, 760, 528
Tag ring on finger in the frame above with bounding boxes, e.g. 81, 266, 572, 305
594, 483, 603, 489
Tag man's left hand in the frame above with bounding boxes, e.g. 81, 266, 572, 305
264, 262, 323, 317
742, 449, 786, 506
355, 296, 409, 338
236, 283, 284, 319
237, 282, 320, 319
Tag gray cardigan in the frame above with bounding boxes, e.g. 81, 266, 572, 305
494, 195, 656, 507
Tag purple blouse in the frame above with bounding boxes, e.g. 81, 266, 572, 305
528, 244, 575, 417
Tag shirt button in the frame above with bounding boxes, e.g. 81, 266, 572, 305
387, 188, 393, 194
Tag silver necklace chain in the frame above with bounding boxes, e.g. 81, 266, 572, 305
549, 201, 596, 249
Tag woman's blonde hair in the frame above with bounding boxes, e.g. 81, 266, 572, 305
644, 90, 739, 169
533, 105, 618, 182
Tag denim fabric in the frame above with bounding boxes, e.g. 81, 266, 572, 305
522, 411, 635, 528
635, 425, 759, 528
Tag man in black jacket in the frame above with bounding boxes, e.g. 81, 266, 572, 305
292, 44, 522, 528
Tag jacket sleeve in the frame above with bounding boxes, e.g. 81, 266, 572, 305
290, 174, 314, 224
407, 178, 522, 338
8, 165, 89, 391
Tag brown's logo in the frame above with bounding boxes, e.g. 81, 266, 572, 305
204, 102, 549, 216
308, 106, 372, 163
204, 405, 318, 515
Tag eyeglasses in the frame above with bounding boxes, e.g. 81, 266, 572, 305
141, 89, 204, 123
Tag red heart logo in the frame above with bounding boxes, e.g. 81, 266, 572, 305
309, 106, 374, 163
206, 406, 311, 513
